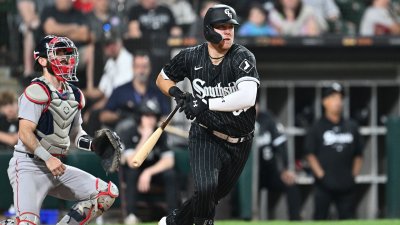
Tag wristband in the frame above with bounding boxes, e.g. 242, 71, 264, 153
34, 145, 52, 161
168, 86, 183, 98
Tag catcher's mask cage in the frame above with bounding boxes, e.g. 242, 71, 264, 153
203, 4, 239, 44
34, 35, 79, 82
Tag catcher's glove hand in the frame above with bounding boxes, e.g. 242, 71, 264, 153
92, 129, 123, 173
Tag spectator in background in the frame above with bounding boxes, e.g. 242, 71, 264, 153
73, 0, 94, 14
120, 99, 178, 225
99, 51, 170, 130
188, 0, 219, 41
269, 0, 327, 36
41, 0, 93, 90
164, 0, 197, 35
256, 104, 301, 220
127, 0, 182, 78
0, 91, 18, 150
302, 0, 340, 33
238, 3, 278, 37
305, 82, 363, 220
83, 30, 133, 135
360, 0, 400, 36
86, 0, 124, 97
17, 0, 53, 84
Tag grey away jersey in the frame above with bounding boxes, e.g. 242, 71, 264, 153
162, 43, 260, 137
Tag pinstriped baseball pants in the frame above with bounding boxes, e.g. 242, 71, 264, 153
167, 123, 253, 225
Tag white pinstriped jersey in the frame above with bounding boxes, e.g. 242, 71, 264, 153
162, 43, 260, 136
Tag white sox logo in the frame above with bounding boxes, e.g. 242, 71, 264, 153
224, 9, 232, 18
192, 78, 248, 116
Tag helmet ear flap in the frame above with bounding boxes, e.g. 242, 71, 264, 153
204, 25, 223, 44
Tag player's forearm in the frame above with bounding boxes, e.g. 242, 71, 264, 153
0, 131, 18, 146
19, 126, 40, 153
156, 74, 176, 96
352, 156, 363, 177
306, 153, 325, 179
208, 80, 257, 111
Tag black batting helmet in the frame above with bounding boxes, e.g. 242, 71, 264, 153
203, 4, 239, 44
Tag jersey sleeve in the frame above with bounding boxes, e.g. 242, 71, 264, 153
18, 94, 45, 124
161, 49, 188, 83
231, 49, 260, 85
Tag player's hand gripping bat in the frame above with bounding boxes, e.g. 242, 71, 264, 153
130, 105, 180, 168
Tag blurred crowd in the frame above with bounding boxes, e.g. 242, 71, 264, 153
0, 0, 394, 223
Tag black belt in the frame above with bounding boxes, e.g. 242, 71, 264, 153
14, 150, 64, 159
15, 150, 36, 158
197, 123, 253, 144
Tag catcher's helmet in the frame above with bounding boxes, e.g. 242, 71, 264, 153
34, 35, 79, 82
203, 4, 239, 44
139, 98, 161, 117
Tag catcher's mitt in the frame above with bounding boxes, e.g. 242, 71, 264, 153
92, 129, 123, 173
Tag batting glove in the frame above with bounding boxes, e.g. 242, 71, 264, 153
184, 94, 208, 120
168, 86, 187, 112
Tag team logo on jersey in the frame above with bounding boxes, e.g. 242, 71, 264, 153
192, 78, 238, 98
225, 9, 232, 18
239, 59, 254, 73
323, 130, 353, 152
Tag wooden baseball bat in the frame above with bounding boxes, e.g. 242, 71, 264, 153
130, 105, 180, 168
158, 122, 189, 139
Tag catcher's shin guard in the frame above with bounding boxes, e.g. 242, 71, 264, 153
57, 179, 119, 225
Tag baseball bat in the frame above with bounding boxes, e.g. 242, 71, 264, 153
130, 105, 180, 168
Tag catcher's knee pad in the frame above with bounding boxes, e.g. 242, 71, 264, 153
94, 179, 119, 211
16, 212, 40, 225
57, 179, 118, 225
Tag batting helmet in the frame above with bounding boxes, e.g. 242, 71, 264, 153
33, 35, 79, 82
203, 4, 239, 44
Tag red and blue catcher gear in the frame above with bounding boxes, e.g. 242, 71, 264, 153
34, 35, 79, 82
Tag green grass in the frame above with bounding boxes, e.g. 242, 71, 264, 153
134, 220, 400, 225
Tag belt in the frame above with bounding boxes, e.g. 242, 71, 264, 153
14, 150, 64, 159
197, 123, 253, 144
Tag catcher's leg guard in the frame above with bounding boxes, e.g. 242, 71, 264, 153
57, 179, 119, 225
14, 212, 40, 225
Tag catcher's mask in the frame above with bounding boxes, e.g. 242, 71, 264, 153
203, 4, 239, 44
34, 35, 79, 82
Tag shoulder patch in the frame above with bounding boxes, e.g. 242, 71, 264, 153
239, 59, 254, 73
24, 83, 50, 104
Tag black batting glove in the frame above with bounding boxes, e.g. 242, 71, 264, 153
184, 94, 208, 120
168, 86, 187, 112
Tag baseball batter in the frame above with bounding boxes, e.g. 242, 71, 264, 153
156, 4, 260, 225
0, 35, 118, 225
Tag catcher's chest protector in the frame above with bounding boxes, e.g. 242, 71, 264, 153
27, 77, 81, 155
